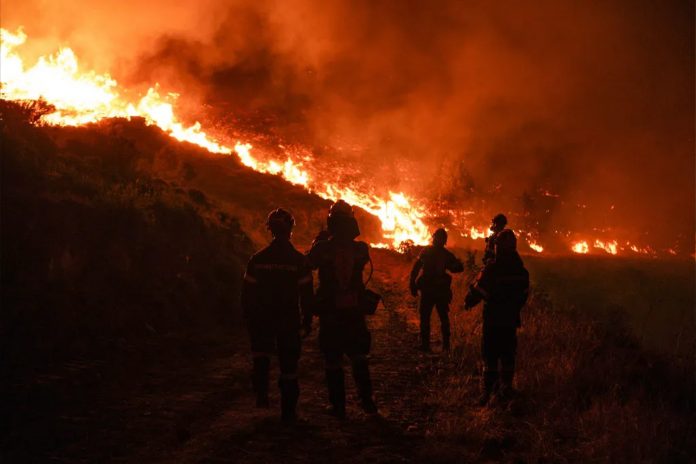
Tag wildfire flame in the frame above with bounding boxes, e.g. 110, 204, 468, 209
528, 242, 544, 253
572, 241, 589, 254
0, 27, 429, 247
234, 142, 309, 187
0, 27, 683, 257
234, 142, 431, 245
0, 28, 232, 155
594, 239, 618, 255
469, 227, 489, 240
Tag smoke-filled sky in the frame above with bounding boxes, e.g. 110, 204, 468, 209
3, 0, 694, 250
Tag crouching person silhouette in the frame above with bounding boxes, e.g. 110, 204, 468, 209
241, 208, 313, 424
464, 229, 529, 406
308, 200, 377, 418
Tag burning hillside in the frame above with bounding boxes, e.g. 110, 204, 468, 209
2, 100, 694, 459
1, 0, 693, 257
2, 4, 695, 462
2, 28, 430, 249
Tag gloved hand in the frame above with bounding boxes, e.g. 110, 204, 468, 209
464, 292, 477, 311
313, 230, 331, 244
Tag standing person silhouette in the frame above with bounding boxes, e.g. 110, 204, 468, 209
308, 200, 377, 418
241, 208, 314, 424
465, 229, 529, 406
410, 228, 464, 352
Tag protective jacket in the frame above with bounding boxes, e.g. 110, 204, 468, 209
308, 237, 369, 312
410, 245, 464, 297
465, 251, 529, 327
241, 239, 313, 331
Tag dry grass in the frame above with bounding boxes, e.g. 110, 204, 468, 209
421, 282, 695, 463
3, 100, 694, 462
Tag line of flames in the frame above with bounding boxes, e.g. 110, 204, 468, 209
0, 27, 430, 248
233, 142, 431, 246
0, 28, 672, 256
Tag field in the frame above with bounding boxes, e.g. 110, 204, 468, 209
523, 255, 694, 357
374, 250, 696, 462
1, 101, 694, 462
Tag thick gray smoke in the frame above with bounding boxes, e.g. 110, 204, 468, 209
4, 0, 694, 251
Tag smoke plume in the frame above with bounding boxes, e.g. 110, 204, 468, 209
3, 0, 694, 251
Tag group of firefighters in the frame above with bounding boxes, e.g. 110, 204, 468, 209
241, 201, 529, 423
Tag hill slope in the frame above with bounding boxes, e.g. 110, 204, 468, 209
1, 101, 694, 463
1, 101, 260, 360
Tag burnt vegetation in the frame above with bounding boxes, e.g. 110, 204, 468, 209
1, 101, 694, 462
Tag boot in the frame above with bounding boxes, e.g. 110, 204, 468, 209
479, 369, 498, 406
252, 356, 270, 408
352, 359, 378, 414
419, 311, 431, 352
325, 368, 346, 419
441, 311, 451, 352
442, 335, 451, 352
419, 330, 431, 352
279, 377, 299, 424
499, 367, 515, 401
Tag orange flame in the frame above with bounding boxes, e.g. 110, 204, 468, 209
594, 239, 618, 255
1, 27, 432, 248
572, 241, 589, 254
234, 142, 309, 187
528, 242, 544, 253
232, 143, 431, 245
2, 28, 684, 257
1, 28, 232, 154
469, 226, 489, 240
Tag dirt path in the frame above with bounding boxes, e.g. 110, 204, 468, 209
149, 252, 449, 464
4, 251, 461, 463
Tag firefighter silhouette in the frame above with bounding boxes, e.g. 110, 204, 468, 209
241, 208, 314, 423
410, 228, 464, 352
483, 213, 508, 265
465, 228, 529, 406
307, 200, 377, 418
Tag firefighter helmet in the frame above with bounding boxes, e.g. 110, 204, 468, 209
327, 200, 359, 238
432, 228, 448, 246
266, 208, 295, 236
329, 199, 354, 217
492, 213, 507, 227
